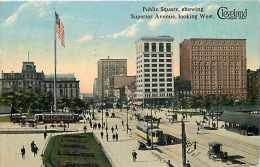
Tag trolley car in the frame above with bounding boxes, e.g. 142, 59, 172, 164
135, 121, 163, 144
34, 113, 80, 123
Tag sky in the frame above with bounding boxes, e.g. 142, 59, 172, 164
0, 1, 260, 93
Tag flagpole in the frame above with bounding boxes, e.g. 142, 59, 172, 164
53, 10, 57, 113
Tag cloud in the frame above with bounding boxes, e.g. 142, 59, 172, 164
111, 22, 139, 38
3, 2, 51, 26
4, 2, 30, 26
78, 35, 94, 42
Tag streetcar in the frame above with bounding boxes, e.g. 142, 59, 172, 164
135, 121, 164, 144
34, 113, 81, 123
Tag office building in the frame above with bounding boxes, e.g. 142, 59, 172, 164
180, 38, 247, 99
135, 36, 174, 105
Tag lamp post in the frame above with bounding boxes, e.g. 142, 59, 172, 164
102, 102, 104, 131
182, 119, 187, 167
150, 100, 153, 150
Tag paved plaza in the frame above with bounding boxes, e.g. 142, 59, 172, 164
0, 108, 260, 167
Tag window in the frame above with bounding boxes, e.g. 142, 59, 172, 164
159, 69, 164, 72
152, 73, 157, 77
166, 43, 171, 52
167, 78, 172, 82
144, 43, 149, 52
152, 84, 157, 87
152, 79, 157, 82
166, 64, 171, 67
159, 43, 164, 52
159, 64, 164, 67
159, 54, 164, 57
144, 69, 150, 72
145, 84, 150, 87
144, 64, 149, 67
152, 43, 156, 52
152, 89, 157, 92
159, 83, 165, 86
145, 89, 150, 92
152, 59, 157, 62
167, 83, 172, 86
152, 64, 157, 67
144, 74, 150, 77
167, 88, 172, 92
166, 59, 171, 62
160, 88, 165, 92
152, 69, 157, 72
159, 73, 164, 77
159, 59, 164, 62
159, 78, 165, 82
144, 54, 149, 57
167, 73, 172, 77
152, 54, 157, 57
145, 79, 150, 82
144, 59, 150, 62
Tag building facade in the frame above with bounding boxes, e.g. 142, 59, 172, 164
0, 61, 80, 99
110, 75, 136, 102
180, 38, 247, 99
96, 58, 127, 98
136, 36, 174, 105
247, 68, 260, 102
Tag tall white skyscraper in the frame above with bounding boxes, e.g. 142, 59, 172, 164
135, 36, 174, 105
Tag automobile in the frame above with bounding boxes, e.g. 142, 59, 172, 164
208, 142, 228, 161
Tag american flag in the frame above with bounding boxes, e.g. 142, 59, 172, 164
55, 12, 65, 47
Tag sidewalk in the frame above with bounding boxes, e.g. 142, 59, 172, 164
93, 116, 167, 167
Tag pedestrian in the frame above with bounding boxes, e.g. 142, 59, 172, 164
106, 126, 108, 132
106, 133, 109, 142
63, 124, 66, 132
115, 133, 118, 141
98, 123, 101, 130
132, 150, 137, 162
30, 141, 35, 153
33, 145, 38, 157
21, 146, 25, 159
111, 126, 114, 133
101, 131, 104, 139
112, 133, 115, 141
194, 141, 197, 150
44, 131, 47, 139
44, 125, 47, 131
115, 124, 118, 131
122, 120, 124, 128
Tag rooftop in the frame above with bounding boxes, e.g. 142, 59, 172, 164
45, 74, 77, 81
139, 36, 174, 42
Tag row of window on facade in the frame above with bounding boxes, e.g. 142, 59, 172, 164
144, 54, 172, 58
137, 78, 173, 83
191, 51, 242, 56
192, 40, 243, 45
144, 88, 173, 92
144, 83, 173, 87
3, 73, 43, 79
144, 93, 173, 97
144, 42, 172, 52
192, 45, 242, 50
137, 64, 172, 70
192, 90, 243, 94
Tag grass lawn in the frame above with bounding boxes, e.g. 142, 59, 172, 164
42, 133, 112, 167
0, 115, 11, 122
